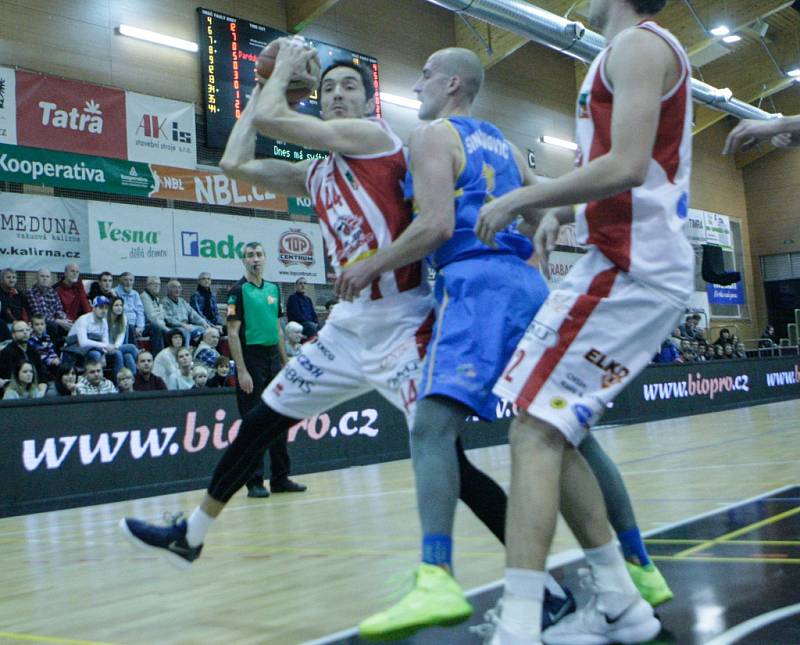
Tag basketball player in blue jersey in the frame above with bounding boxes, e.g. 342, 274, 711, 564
338, 47, 670, 641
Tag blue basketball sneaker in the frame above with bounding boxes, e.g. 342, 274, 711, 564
542, 586, 576, 629
119, 513, 202, 570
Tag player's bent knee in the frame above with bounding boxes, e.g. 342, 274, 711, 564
509, 413, 567, 452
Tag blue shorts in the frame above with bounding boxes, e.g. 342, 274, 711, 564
420, 254, 549, 420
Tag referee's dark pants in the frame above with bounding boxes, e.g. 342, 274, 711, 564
237, 344, 291, 488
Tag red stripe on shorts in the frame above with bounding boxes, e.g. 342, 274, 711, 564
415, 309, 436, 358
516, 267, 618, 409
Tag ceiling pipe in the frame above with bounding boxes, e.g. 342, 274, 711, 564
427, 0, 780, 122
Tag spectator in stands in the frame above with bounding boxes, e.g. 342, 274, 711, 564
191, 364, 209, 389
55, 263, 91, 323
152, 329, 185, 383
286, 278, 319, 338
2, 360, 44, 400
734, 342, 748, 359
62, 296, 115, 370
284, 321, 304, 358
694, 326, 707, 343
701, 345, 715, 361
679, 339, 698, 362
713, 344, 725, 360
140, 276, 170, 355
133, 351, 167, 391
0, 268, 29, 327
89, 271, 115, 302
0, 320, 46, 391
667, 327, 683, 349
108, 297, 139, 375
76, 358, 117, 395
723, 343, 735, 359
759, 325, 777, 348
194, 327, 223, 371
713, 328, 732, 348
29, 314, 61, 375
207, 355, 233, 388
653, 339, 681, 363
167, 347, 194, 390
191, 272, 224, 330
690, 339, 702, 359
47, 364, 78, 397
114, 272, 145, 344
25, 268, 72, 344
678, 314, 697, 339
163, 279, 209, 346
116, 367, 135, 394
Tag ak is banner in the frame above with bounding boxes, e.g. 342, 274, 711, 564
5, 66, 197, 169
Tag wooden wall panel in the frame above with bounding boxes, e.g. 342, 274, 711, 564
742, 145, 800, 334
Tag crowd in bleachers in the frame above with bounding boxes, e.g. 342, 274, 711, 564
653, 313, 756, 364
0, 264, 323, 400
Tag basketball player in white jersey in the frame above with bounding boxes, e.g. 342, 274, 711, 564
119, 38, 524, 580
474, 0, 691, 642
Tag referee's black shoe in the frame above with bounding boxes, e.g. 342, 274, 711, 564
271, 478, 307, 493
247, 484, 270, 498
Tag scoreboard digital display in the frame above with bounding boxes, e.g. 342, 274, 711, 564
198, 8, 382, 161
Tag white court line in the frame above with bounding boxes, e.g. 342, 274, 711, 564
704, 602, 800, 645
300, 484, 797, 645
621, 459, 800, 476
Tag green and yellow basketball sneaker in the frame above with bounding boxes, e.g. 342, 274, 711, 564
626, 561, 674, 607
358, 563, 473, 641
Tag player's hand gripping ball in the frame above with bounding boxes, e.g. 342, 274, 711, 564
256, 37, 321, 104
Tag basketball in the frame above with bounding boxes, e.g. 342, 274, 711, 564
256, 38, 321, 104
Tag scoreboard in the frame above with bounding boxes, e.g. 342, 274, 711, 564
198, 8, 382, 161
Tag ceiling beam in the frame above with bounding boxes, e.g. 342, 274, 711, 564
286, 0, 341, 33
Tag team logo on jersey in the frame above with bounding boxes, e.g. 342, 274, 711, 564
278, 229, 315, 267
267, 295, 276, 305
584, 348, 630, 388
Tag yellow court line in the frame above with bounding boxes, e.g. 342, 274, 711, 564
654, 555, 800, 565
647, 539, 800, 546
674, 505, 800, 558
0, 632, 119, 645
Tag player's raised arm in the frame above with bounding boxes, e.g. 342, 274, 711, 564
219, 82, 312, 197
475, 27, 675, 244
334, 121, 459, 301
252, 39, 395, 157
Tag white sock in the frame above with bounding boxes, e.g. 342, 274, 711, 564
501, 568, 546, 634
584, 539, 639, 611
185, 507, 214, 547
545, 574, 567, 599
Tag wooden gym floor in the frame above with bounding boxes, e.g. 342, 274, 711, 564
1, 398, 799, 645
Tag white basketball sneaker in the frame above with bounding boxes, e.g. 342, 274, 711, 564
542, 570, 661, 645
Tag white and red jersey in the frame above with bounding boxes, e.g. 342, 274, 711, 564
574, 21, 694, 303
305, 119, 427, 312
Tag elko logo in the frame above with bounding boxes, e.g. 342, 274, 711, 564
38, 99, 104, 133
137, 114, 192, 143
279, 229, 314, 267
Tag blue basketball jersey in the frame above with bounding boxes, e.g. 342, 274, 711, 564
404, 116, 533, 269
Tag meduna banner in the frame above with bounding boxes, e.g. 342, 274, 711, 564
2, 357, 797, 518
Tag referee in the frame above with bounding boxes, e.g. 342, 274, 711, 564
226, 241, 306, 498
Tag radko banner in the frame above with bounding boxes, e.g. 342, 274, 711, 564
11, 68, 196, 169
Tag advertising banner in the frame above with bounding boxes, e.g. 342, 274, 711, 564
288, 195, 316, 216
172, 210, 326, 282
0, 143, 154, 195
87, 201, 175, 275
0, 192, 89, 271
15, 70, 127, 159
125, 92, 197, 169
707, 280, 746, 305
149, 164, 287, 211
545, 250, 582, 289
702, 211, 732, 250
0, 66, 16, 144
686, 210, 706, 246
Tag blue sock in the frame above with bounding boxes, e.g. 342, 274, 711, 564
422, 534, 452, 567
618, 527, 650, 566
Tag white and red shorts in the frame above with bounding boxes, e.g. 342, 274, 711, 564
493, 248, 686, 446
263, 289, 434, 427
